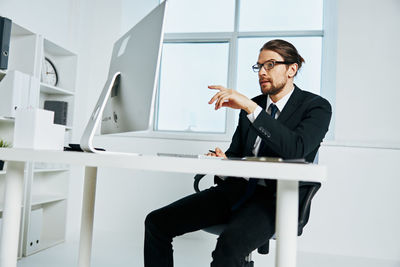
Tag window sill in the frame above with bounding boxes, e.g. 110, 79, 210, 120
96, 130, 233, 142
322, 140, 400, 151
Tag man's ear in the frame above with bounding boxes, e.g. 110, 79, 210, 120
288, 63, 298, 78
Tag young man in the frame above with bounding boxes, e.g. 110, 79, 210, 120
144, 39, 332, 267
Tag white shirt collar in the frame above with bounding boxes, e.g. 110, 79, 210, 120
266, 86, 295, 115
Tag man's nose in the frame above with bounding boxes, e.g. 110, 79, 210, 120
258, 67, 267, 78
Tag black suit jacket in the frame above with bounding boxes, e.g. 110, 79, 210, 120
216, 85, 332, 188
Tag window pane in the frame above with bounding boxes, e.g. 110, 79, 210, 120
236, 37, 322, 101
239, 0, 323, 31
164, 0, 235, 33
157, 43, 229, 132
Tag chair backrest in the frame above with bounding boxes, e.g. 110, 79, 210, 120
297, 183, 321, 236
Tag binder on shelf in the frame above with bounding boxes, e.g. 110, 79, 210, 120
26, 208, 43, 254
0, 70, 39, 117
43, 100, 68, 126
0, 160, 6, 172
0, 16, 12, 70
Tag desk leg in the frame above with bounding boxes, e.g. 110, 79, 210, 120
275, 180, 299, 267
78, 167, 98, 267
0, 162, 24, 267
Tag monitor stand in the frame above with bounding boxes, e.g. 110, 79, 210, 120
80, 72, 121, 153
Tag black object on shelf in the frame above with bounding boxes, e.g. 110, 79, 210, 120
44, 100, 68, 126
0, 16, 12, 70
64, 143, 105, 152
0, 160, 5, 171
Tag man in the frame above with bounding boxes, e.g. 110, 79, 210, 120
144, 39, 332, 267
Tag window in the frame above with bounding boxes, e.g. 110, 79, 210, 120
156, 43, 229, 133
154, 0, 326, 139
164, 0, 235, 33
239, 0, 323, 31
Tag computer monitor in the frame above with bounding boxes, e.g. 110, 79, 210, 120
80, 1, 168, 153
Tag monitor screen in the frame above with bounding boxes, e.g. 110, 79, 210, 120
80, 1, 167, 152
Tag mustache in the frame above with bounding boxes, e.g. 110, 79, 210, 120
259, 78, 271, 83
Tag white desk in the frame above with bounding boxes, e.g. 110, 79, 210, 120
0, 148, 326, 267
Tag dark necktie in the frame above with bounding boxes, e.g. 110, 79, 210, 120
231, 103, 278, 211
258, 103, 278, 153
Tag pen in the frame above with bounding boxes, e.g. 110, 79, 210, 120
209, 150, 216, 154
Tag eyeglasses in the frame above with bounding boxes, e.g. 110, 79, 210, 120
252, 60, 293, 73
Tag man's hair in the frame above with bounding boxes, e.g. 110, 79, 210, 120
260, 39, 305, 76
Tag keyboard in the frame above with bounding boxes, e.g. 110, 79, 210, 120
156, 152, 223, 159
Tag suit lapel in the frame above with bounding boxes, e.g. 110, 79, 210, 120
277, 85, 303, 124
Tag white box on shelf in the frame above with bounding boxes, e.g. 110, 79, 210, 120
0, 70, 39, 117
26, 208, 43, 254
13, 108, 65, 150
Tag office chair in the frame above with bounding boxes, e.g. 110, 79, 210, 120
193, 174, 321, 267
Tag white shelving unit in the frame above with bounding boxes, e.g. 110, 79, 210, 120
0, 21, 77, 257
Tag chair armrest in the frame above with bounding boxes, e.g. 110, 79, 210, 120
194, 174, 206, 193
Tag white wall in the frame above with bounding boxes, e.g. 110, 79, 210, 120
0, 0, 76, 51
334, 0, 400, 145
302, 145, 400, 261
298, 0, 400, 263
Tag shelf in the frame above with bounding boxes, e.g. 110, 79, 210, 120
0, 170, 6, 175
33, 168, 69, 173
44, 39, 76, 57
11, 23, 34, 37
40, 83, 74, 95
0, 116, 15, 122
31, 194, 66, 206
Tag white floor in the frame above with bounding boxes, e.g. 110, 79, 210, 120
17, 230, 400, 267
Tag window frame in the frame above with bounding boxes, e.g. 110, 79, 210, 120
120, 0, 335, 142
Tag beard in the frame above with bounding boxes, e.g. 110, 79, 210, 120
260, 79, 286, 96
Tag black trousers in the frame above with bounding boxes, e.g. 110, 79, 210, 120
144, 177, 277, 267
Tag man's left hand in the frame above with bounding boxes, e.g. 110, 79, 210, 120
208, 85, 258, 114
